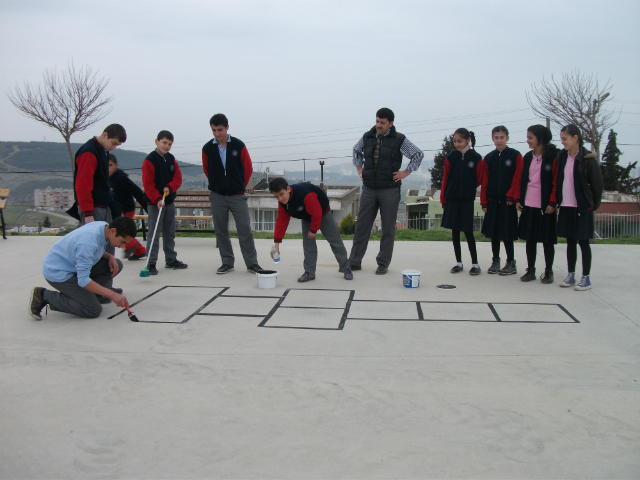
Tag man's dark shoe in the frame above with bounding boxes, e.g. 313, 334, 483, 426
350, 264, 362, 271
128, 253, 146, 261
469, 265, 482, 275
520, 268, 536, 282
166, 259, 188, 269
217, 264, 234, 274
487, 257, 500, 274
148, 264, 158, 275
375, 265, 388, 275
298, 272, 316, 282
343, 268, 353, 280
247, 264, 264, 274
450, 264, 464, 273
499, 260, 517, 275
540, 269, 554, 284
28, 287, 47, 320
97, 295, 112, 304
110, 288, 123, 294
123, 248, 133, 259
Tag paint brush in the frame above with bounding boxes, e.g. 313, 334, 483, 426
126, 306, 139, 322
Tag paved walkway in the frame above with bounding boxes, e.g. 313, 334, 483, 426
1, 236, 639, 479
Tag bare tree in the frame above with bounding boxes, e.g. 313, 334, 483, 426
526, 70, 619, 161
7, 62, 113, 172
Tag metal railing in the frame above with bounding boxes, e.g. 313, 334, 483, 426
594, 213, 640, 239
404, 214, 484, 232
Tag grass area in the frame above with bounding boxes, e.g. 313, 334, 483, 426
2, 205, 72, 229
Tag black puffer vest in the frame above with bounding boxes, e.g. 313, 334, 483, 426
362, 126, 405, 189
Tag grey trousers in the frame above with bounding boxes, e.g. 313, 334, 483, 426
43, 257, 124, 318
209, 192, 257, 268
79, 206, 114, 256
349, 185, 401, 268
301, 211, 350, 275
147, 203, 177, 266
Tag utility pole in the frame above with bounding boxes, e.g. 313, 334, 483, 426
319, 161, 325, 192
546, 117, 550, 130
303, 158, 306, 182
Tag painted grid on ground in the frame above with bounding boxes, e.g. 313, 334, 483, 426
107, 286, 580, 328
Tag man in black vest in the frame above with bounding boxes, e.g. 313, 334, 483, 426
202, 114, 263, 274
350, 108, 424, 274
269, 178, 352, 282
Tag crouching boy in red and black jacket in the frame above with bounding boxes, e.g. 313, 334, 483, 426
141, 130, 187, 275
269, 178, 352, 282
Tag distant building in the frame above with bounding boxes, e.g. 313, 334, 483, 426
34, 187, 74, 211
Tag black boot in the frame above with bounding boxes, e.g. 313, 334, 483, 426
520, 267, 536, 282
487, 257, 500, 274
540, 269, 554, 284
499, 259, 517, 276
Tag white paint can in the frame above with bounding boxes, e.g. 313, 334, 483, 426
402, 270, 421, 288
256, 271, 279, 289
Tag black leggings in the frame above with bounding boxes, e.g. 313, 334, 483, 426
526, 240, 554, 271
567, 239, 592, 276
491, 239, 514, 261
452, 230, 478, 264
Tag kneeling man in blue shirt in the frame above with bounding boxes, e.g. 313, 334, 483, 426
28, 216, 137, 320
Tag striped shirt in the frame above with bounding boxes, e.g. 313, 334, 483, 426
353, 130, 424, 171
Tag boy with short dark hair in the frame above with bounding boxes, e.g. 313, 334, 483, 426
108, 154, 147, 260
142, 130, 187, 275
269, 177, 352, 282
28, 216, 137, 320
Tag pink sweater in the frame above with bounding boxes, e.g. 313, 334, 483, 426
561, 152, 578, 207
524, 154, 543, 208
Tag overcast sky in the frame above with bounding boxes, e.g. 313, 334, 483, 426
1, 0, 639, 171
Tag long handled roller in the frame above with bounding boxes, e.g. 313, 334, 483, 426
140, 192, 167, 277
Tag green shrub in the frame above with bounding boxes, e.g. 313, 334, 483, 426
339, 213, 356, 235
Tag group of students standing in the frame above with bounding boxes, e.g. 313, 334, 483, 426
441, 123, 604, 291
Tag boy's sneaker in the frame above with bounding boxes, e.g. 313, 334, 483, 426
28, 287, 47, 320
343, 268, 353, 280
123, 248, 134, 259
298, 272, 315, 282
110, 288, 123, 294
520, 268, 536, 282
217, 264, 233, 274
148, 264, 158, 275
97, 295, 112, 304
540, 269, 554, 284
247, 264, 264, 274
350, 264, 362, 271
469, 265, 481, 276
450, 263, 463, 273
487, 257, 500, 274
166, 259, 188, 269
128, 253, 146, 261
499, 260, 517, 275
575, 275, 592, 291
560, 272, 576, 287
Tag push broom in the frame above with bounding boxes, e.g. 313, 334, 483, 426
140, 192, 167, 278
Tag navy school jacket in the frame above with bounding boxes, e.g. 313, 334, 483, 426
480, 147, 523, 207
518, 149, 559, 209
440, 149, 485, 204
273, 183, 330, 243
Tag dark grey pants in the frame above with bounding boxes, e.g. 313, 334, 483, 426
147, 203, 177, 266
349, 185, 401, 268
79, 206, 114, 256
43, 258, 124, 318
209, 192, 258, 268
301, 211, 350, 275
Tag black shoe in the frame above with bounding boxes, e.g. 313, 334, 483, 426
97, 295, 112, 304
148, 264, 158, 275
166, 259, 188, 269
520, 268, 536, 282
217, 264, 234, 274
298, 272, 316, 282
375, 265, 388, 275
450, 264, 463, 273
350, 264, 362, 271
123, 249, 133, 259
540, 269, 554, 284
469, 265, 481, 275
499, 260, 517, 276
247, 264, 264, 273
128, 253, 146, 261
487, 257, 500, 274
110, 288, 123, 294
28, 287, 47, 320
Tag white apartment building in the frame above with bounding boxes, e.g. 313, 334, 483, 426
34, 188, 74, 211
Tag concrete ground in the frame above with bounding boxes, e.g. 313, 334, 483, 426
1, 235, 639, 479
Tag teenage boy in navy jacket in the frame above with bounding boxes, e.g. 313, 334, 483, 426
142, 130, 188, 275
269, 178, 353, 282
72, 124, 127, 256
202, 113, 263, 275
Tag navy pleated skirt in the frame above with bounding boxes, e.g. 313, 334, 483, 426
518, 205, 557, 244
481, 200, 518, 241
442, 199, 475, 232
557, 206, 594, 240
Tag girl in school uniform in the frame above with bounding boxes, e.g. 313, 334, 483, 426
440, 128, 486, 275
556, 124, 604, 291
480, 125, 523, 276
516, 125, 559, 284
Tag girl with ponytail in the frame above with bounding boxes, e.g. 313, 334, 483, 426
556, 124, 604, 291
440, 128, 486, 275
516, 125, 559, 284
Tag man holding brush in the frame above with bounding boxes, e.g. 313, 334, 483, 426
28, 217, 136, 320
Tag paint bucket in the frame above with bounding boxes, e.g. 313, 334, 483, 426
256, 270, 278, 289
402, 270, 421, 288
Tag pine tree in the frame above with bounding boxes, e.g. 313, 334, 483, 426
429, 134, 454, 191
42, 215, 52, 228
601, 130, 621, 191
